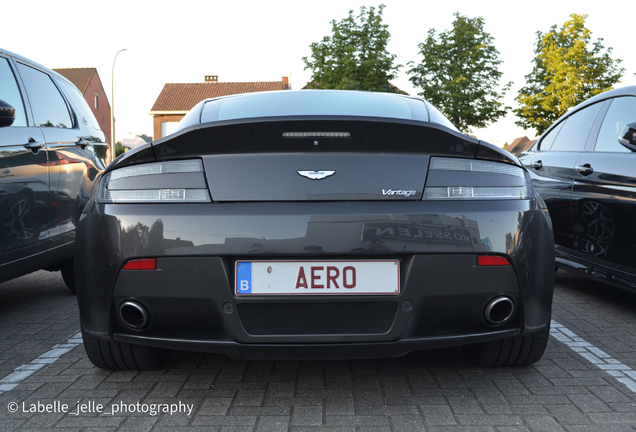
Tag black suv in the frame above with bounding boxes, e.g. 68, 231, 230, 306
0, 49, 107, 291
519, 86, 636, 292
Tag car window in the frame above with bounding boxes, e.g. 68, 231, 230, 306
16, 62, 73, 129
538, 121, 564, 151
424, 101, 458, 130
56, 77, 103, 138
594, 96, 636, 153
200, 91, 430, 123
0, 57, 27, 127
549, 102, 603, 152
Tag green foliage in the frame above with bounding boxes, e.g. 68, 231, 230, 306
407, 12, 511, 132
115, 141, 130, 157
515, 14, 624, 134
302, 5, 403, 93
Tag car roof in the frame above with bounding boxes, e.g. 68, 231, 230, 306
536, 85, 636, 144
0, 48, 70, 83
571, 85, 636, 112
177, 89, 459, 132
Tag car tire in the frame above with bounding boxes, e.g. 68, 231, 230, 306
82, 330, 169, 370
462, 322, 550, 367
59, 260, 76, 293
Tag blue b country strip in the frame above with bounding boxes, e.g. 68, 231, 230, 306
236, 262, 252, 294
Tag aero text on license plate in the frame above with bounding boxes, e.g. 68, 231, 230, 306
235, 260, 399, 295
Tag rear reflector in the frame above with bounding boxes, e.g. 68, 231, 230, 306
122, 259, 157, 270
101, 188, 209, 203
477, 256, 510, 266
424, 186, 528, 199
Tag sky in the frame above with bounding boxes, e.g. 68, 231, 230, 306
4, 0, 634, 147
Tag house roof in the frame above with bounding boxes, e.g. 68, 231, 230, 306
53, 68, 96, 94
150, 80, 290, 113
506, 136, 536, 155
138, 134, 152, 144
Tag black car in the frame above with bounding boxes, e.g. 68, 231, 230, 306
519, 86, 636, 292
75, 90, 555, 370
0, 49, 107, 291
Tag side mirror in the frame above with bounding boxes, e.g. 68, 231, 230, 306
0, 98, 16, 128
618, 122, 636, 151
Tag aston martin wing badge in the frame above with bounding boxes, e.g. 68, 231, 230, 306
297, 170, 336, 180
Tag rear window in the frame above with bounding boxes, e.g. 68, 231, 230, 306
198, 90, 431, 124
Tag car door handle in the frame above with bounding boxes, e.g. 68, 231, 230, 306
575, 164, 594, 176
75, 138, 89, 149
531, 160, 543, 170
23, 137, 44, 151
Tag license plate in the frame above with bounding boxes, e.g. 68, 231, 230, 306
235, 260, 400, 295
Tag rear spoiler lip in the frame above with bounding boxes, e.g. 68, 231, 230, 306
152, 114, 468, 145
477, 139, 521, 166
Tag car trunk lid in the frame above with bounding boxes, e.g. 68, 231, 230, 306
204, 153, 429, 201
151, 118, 481, 202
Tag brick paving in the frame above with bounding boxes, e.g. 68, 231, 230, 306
0, 270, 635, 431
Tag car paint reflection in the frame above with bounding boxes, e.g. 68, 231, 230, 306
114, 211, 523, 258
576, 200, 614, 257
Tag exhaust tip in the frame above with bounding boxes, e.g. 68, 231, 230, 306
484, 296, 514, 325
119, 301, 150, 330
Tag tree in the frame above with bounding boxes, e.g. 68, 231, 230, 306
115, 141, 130, 156
302, 5, 403, 93
407, 12, 511, 132
515, 14, 624, 134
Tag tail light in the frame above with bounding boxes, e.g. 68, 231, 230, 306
97, 159, 210, 203
424, 157, 532, 200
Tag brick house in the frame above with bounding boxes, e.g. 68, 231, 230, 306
506, 136, 536, 155
54, 68, 111, 143
149, 75, 290, 139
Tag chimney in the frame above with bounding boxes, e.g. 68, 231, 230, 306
205, 75, 218, 82
282, 76, 289, 89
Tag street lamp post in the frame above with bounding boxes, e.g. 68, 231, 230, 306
110, 48, 127, 164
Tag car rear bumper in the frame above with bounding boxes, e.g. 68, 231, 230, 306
76, 199, 555, 356
107, 328, 522, 361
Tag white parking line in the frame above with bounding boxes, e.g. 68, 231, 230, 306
1, 324, 635, 396
551, 320, 636, 393
0, 331, 82, 394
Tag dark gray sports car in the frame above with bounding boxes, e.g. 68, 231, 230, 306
75, 90, 555, 370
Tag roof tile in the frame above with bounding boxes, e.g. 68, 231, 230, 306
150, 81, 289, 112
507, 136, 536, 155
53, 68, 96, 94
